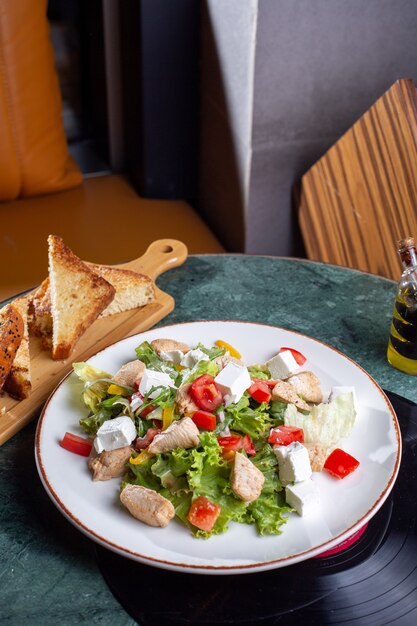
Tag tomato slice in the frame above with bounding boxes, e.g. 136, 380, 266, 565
186, 495, 221, 531
248, 381, 271, 403
190, 374, 223, 412
251, 378, 278, 389
279, 347, 307, 366
134, 427, 160, 450
140, 404, 157, 417
217, 434, 256, 456
268, 425, 304, 446
192, 410, 217, 431
324, 448, 360, 479
60, 432, 93, 457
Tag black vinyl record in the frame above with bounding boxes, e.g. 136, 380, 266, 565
95, 390, 417, 626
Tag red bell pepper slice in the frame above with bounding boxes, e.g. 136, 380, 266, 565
186, 495, 221, 531
248, 381, 272, 403
324, 448, 360, 479
279, 347, 307, 366
268, 425, 304, 446
192, 410, 217, 431
60, 432, 93, 457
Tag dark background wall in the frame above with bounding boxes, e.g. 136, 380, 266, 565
199, 0, 417, 255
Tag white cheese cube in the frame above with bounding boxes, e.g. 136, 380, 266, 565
214, 362, 251, 406
274, 441, 312, 485
266, 350, 299, 379
94, 415, 137, 453
139, 368, 176, 399
159, 349, 185, 365
180, 348, 210, 369
285, 479, 320, 516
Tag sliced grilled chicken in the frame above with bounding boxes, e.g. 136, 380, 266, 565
148, 417, 200, 454
113, 359, 145, 388
286, 371, 323, 404
151, 339, 191, 355
120, 484, 175, 527
213, 354, 244, 369
89, 445, 133, 481
303, 442, 330, 472
271, 380, 311, 412
175, 383, 199, 416
230, 452, 265, 502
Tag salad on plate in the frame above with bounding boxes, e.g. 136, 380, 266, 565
60, 338, 358, 539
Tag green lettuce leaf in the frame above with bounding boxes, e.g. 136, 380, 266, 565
225, 395, 275, 441
73, 362, 112, 413
245, 443, 291, 535
135, 341, 178, 379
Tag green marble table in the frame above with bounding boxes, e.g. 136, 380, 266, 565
0, 255, 413, 625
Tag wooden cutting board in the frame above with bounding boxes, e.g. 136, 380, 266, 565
0, 238, 188, 445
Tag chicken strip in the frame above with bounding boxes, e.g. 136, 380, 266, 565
286, 371, 323, 404
230, 452, 265, 502
113, 359, 145, 388
303, 442, 330, 472
148, 417, 200, 454
120, 484, 175, 527
213, 354, 244, 369
89, 445, 133, 481
175, 383, 199, 416
271, 380, 311, 412
151, 339, 191, 355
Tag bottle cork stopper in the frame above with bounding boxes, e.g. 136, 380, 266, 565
397, 237, 415, 253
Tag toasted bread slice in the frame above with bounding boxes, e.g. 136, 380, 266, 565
0, 303, 24, 392
4, 297, 31, 399
28, 277, 53, 349
48, 235, 116, 360
86, 263, 155, 317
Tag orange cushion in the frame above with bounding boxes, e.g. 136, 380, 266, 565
0, 0, 82, 200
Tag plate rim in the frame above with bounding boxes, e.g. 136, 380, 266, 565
35, 319, 402, 574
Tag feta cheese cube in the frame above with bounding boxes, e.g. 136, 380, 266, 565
266, 350, 299, 379
139, 368, 176, 399
159, 349, 185, 365
180, 348, 210, 369
214, 362, 251, 406
274, 441, 312, 485
94, 415, 137, 453
285, 479, 320, 516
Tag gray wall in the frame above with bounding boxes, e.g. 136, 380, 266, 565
199, 0, 417, 255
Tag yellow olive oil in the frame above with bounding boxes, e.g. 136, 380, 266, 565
387, 237, 417, 375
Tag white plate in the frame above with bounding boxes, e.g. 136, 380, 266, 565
35, 321, 401, 574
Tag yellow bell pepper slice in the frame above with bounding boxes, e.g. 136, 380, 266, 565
162, 406, 174, 430
107, 383, 128, 396
215, 340, 241, 359
129, 449, 153, 465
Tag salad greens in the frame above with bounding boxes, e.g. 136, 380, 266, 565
74, 340, 296, 538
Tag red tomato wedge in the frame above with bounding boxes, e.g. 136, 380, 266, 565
251, 378, 278, 389
60, 432, 93, 457
192, 410, 217, 431
186, 495, 221, 531
268, 425, 304, 446
217, 433, 256, 456
248, 381, 271, 403
279, 347, 307, 366
324, 448, 360, 479
190, 374, 223, 412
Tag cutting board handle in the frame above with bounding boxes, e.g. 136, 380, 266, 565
118, 239, 188, 280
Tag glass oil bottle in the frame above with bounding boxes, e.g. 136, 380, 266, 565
387, 237, 417, 375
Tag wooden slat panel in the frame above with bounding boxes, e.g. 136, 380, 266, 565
299, 79, 417, 279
